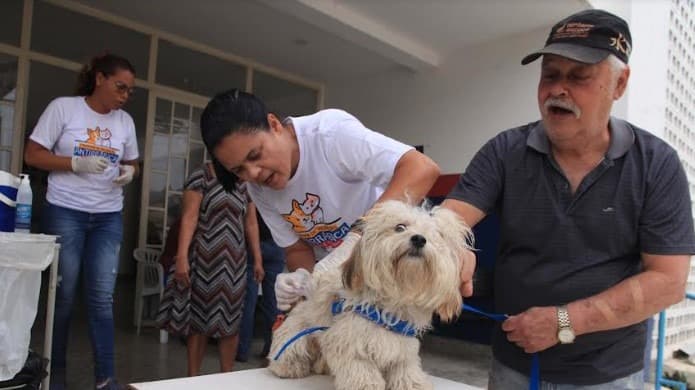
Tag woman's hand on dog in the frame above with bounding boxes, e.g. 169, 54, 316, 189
502, 306, 558, 353
459, 248, 477, 297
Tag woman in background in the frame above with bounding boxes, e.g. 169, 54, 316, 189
25, 53, 139, 390
157, 162, 262, 376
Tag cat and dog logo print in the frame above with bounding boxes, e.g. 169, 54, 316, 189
282, 193, 351, 250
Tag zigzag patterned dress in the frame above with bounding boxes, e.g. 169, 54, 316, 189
157, 166, 249, 338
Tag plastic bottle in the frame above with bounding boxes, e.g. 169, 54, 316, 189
14, 173, 32, 233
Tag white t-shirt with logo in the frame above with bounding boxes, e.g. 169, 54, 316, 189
248, 109, 412, 257
30, 96, 139, 213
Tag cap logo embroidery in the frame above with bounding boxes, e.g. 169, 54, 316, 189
552, 22, 594, 39
610, 33, 631, 55
521, 10, 632, 65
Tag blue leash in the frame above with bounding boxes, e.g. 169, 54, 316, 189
462, 303, 508, 321
461, 304, 540, 390
272, 303, 540, 390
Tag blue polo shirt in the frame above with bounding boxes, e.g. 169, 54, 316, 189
448, 118, 695, 384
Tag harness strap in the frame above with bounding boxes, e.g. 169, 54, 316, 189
331, 298, 418, 337
272, 326, 328, 361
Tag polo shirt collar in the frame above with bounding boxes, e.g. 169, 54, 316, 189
527, 117, 634, 159
527, 121, 550, 154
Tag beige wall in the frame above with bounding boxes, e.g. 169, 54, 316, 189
325, 27, 550, 174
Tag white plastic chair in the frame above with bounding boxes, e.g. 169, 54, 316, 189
133, 248, 164, 335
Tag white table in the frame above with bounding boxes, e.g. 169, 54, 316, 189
128, 368, 483, 389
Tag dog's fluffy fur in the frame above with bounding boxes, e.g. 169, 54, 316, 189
268, 201, 473, 390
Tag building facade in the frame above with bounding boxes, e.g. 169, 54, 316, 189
659, 0, 695, 354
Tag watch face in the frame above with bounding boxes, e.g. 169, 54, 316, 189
558, 328, 575, 344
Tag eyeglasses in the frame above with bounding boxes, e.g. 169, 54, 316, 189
113, 80, 136, 98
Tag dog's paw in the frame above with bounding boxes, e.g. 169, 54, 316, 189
267, 360, 311, 379
312, 355, 329, 375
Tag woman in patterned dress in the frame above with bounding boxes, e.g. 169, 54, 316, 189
157, 162, 262, 376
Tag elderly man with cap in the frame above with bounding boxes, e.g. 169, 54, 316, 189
443, 9, 695, 388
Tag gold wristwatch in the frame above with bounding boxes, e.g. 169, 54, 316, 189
557, 305, 575, 344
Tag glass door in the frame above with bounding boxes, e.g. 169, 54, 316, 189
0, 53, 18, 172
140, 95, 207, 250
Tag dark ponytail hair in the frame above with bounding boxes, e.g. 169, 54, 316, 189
201, 88, 270, 192
75, 53, 136, 96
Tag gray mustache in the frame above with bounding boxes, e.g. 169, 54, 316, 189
544, 98, 581, 119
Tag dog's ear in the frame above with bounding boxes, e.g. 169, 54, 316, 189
432, 206, 474, 251
341, 250, 364, 292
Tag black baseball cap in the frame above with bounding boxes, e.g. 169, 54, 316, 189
521, 9, 632, 65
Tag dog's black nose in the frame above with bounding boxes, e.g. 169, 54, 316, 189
410, 234, 426, 248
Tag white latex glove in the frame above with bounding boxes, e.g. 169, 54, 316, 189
275, 268, 312, 311
314, 231, 361, 274
274, 232, 362, 311
71, 156, 108, 174
113, 164, 135, 186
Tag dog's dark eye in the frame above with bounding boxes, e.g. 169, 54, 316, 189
395, 224, 407, 233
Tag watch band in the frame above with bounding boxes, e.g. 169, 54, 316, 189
558, 305, 571, 329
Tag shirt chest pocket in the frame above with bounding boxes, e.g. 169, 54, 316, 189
569, 203, 639, 258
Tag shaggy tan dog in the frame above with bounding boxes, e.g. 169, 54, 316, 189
268, 200, 473, 390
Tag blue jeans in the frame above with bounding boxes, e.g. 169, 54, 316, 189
488, 358, 644, 389
237, 240, 285, 359
43, 203, 123, 386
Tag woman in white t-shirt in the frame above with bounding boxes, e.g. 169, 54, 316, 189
199, 89, 442, 312
24, 53, 139, 390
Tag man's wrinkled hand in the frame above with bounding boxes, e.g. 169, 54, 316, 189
502, 306, 558, 353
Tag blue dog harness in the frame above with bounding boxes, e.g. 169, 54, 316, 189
330, 298, 420, 337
